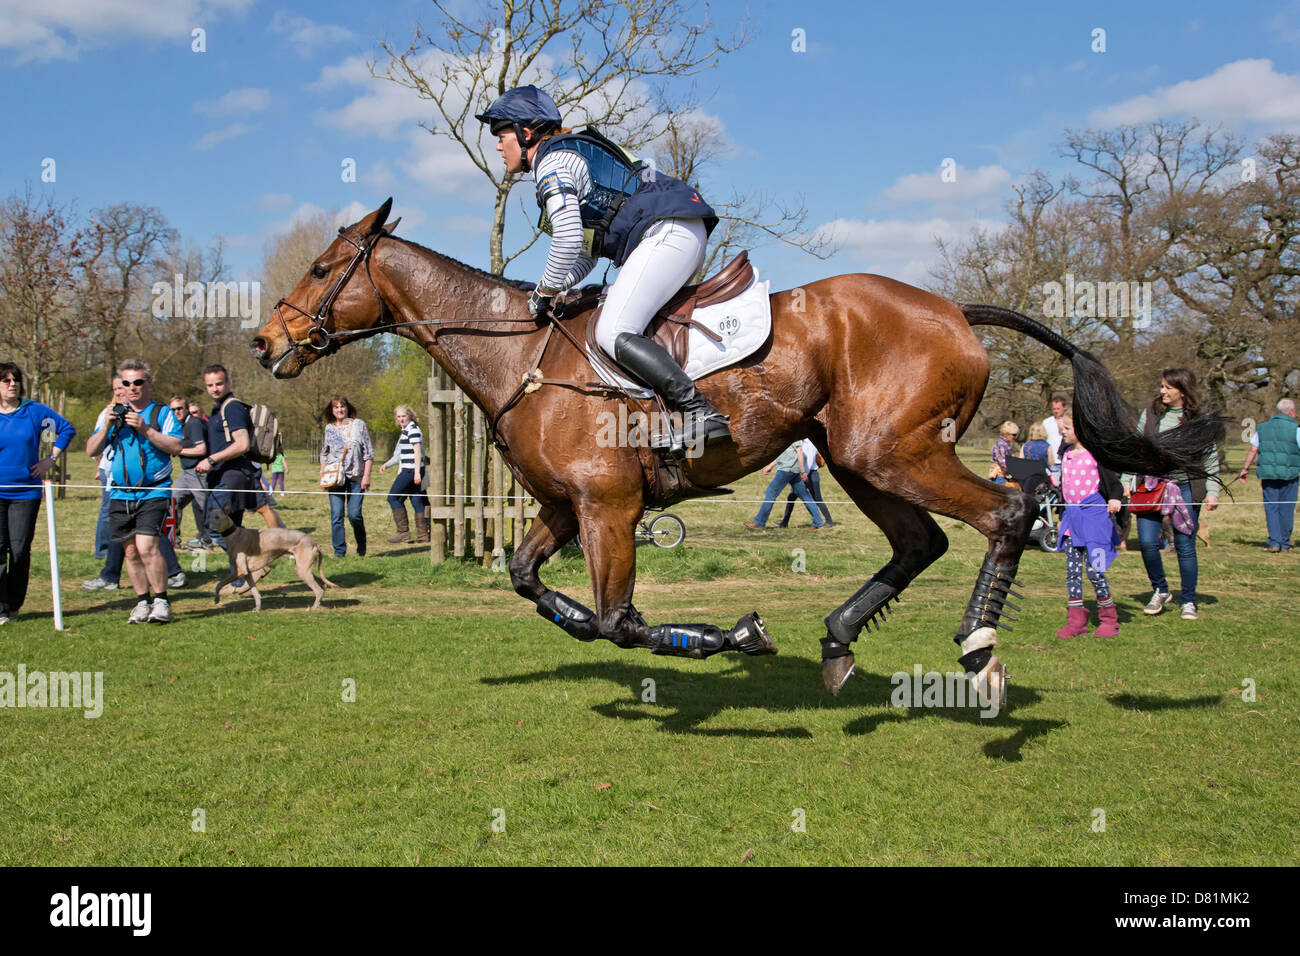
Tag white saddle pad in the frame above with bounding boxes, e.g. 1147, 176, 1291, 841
586, 269, 773, 396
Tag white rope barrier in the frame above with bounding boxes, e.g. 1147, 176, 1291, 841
4, 481, 1296, 508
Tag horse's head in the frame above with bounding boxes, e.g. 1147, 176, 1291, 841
251, 198, 400, 378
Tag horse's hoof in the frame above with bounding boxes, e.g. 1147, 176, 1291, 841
971, 656, 1007, 714
730, 611, 777, 656
822, 652, 855, 695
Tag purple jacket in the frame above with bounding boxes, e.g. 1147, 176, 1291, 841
1056, 491, 1119, 572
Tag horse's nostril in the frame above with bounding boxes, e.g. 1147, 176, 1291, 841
251, 337, 267, 355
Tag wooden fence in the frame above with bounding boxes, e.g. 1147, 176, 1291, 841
37, 385, 69, 498
425, 366, 538, 564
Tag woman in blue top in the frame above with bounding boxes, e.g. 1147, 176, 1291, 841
0, 363, 76, 623
475, 85, 730, 449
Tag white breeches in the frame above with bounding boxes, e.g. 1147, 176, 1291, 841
594, 218, 708, 357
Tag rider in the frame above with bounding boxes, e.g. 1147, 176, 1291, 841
475, 84, 732, 447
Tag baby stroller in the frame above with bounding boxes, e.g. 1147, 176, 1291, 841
1004, 456, 1065, 553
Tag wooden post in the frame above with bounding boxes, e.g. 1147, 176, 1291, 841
471, 404, 485, 561
494, 449, 507, 562
427, 364, 446, 563
453, 385, 466, 557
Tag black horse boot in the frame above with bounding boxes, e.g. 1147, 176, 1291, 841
613, 333, 732, 449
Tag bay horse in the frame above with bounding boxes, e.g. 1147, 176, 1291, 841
252, 199, 1219, 707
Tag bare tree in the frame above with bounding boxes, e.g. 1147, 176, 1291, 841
373, 0, 748, 274
655, 110, 834, 277
0, 189, 84, 388
77, 202, 177, 384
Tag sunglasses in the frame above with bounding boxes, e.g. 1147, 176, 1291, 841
0, 379, 19, 385
121, 378, 148, 387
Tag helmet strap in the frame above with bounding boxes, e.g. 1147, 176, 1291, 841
514, 124, 533, 173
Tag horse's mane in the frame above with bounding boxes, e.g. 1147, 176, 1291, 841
387, 235, 534, 292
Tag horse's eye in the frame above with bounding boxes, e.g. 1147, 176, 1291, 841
311, 264, 328, 279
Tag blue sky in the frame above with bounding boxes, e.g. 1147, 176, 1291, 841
4, 0, 1298, 291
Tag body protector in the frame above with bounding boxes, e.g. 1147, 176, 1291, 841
533, 127, 718, 266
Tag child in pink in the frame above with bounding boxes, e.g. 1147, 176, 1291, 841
1055, 416, 1124, 638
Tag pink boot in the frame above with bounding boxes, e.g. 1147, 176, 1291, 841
1055, 604, 1089, 639
1093, 601, 1120, 638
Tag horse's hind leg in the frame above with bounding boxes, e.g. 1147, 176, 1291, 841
835, 440, 1035, 711
818, 467, 950, 694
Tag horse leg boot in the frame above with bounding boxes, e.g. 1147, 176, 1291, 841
820, 563, 912, 694
613, 333, 731, 450
648, 612, 775, 659
953, 556, 1024, 715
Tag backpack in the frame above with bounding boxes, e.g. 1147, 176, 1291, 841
219, 397, 283, 465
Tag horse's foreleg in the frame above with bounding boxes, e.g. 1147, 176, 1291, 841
508, 503, 603, 641
818, 467, 950, 693
572, 497, 775, 659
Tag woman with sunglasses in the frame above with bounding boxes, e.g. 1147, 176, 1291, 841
0, 362, 76, 624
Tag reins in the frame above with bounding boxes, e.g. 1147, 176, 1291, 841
270, 232, 625, 451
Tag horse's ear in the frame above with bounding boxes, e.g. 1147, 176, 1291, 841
382, 217, 402, 235
356, 198, 394, 236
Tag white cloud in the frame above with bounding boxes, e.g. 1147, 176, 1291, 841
268, 11, 356, 54
0, 0, 255, 62
815, 215, 1005, 285
1090, 59, 1300, 127
192, 121, 255, 151
197, 87, 270, 116
883, 163, 1012, 203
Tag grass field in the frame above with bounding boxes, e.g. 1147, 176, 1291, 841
1, 448, 1296, 865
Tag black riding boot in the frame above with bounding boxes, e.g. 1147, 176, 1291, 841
613, 333, 732, 447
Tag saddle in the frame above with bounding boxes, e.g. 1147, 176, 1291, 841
579, 251, 755, 368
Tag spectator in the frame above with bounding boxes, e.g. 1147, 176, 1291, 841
90, 374, 126, 560
1122, 368, 1221, 622
320, 396, 373, 557
745, 441, 826, 530
195, 365, 258, 556
778, 438, 834, 527
1042, 393, 1069, 475
380, 404, 429, 543
1021, 422, 1055, 468
268, 449, 286, 493
85, 359, 182, 624
169, 394, 212, 550
989, 421, 1020, 484
1238, 397, 1300, 552
188, 401, 207, 426
1053, 414, 1123, 639
83, 381, 187, 592
0, 363, 75, 624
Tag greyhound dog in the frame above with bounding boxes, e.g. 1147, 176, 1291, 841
209, 510, 338, 611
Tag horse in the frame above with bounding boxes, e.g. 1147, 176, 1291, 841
252, 199, 1220, 707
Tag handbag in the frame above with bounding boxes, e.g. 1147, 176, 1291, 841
318, 421, 357, 489
1128, 480, 1167, 514
318, 459, 345, 490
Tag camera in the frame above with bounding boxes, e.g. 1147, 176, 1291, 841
112, 403, 131, 425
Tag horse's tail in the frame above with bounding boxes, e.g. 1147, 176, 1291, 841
961, 304, 1224, 480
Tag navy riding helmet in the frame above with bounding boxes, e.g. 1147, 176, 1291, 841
475, 85, 562, 170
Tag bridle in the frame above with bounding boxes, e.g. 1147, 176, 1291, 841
268, 226, 394, 374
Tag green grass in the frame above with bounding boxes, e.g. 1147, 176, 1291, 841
1, 448, 1295, 865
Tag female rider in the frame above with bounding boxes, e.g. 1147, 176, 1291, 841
475, 85, 730, 448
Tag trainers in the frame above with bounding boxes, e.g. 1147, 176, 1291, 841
0, 616, 9, 625
1143, 591, 1174, 615
148, 598, 173, 623
82, 577, 119, 590
1180, 602, 1198, 621
167, 572, 186, 588
127, 599, 151, 624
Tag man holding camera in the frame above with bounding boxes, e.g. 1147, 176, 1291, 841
86, 360, 183, 623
